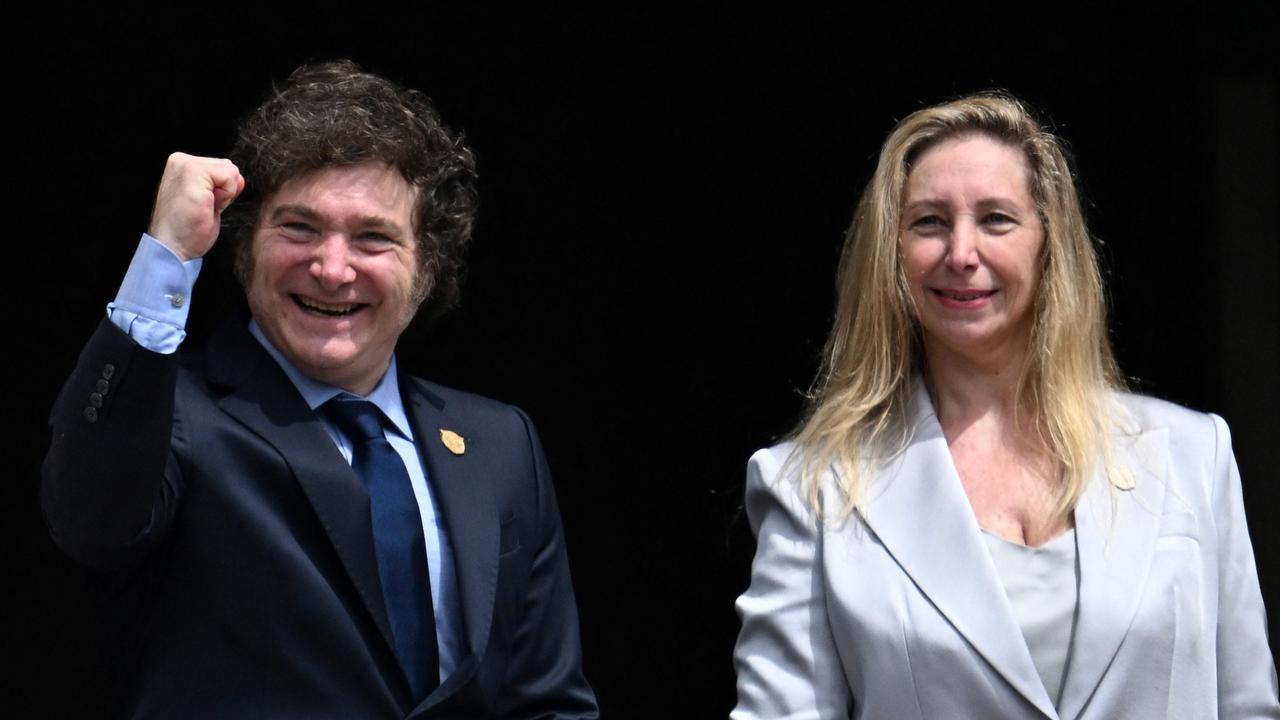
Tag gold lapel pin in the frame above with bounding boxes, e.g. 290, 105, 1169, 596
440, 429, 466, 455
1108, 466, 1137, 491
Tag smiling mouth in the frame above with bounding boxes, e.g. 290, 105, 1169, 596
292, 295, 365, 317
932, 289, 998, 301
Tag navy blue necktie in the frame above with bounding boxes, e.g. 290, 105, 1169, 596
325, 398, 439, 700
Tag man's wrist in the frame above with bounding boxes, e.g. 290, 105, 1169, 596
106, 233, 204, 353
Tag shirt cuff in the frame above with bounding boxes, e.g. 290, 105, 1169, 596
106, 233, 203, 354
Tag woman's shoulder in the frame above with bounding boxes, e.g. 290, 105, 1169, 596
748, 441, 799, 476
744, 440, 824, 522
1108, 390, 1227, 440
746, 441, 804, 502
1106, 391, 1234, 499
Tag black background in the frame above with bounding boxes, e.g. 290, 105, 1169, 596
14, 4, 1278, 717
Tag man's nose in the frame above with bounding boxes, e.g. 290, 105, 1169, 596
944, 220, 980, 272
310, 234, 358, 288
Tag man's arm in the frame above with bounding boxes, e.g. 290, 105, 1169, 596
42, 319, 184, 569
493, 408, 599, 719
106, 234, 203, 354
41, 154, 243, 570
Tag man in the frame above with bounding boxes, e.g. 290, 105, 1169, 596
42, 60, 598, 719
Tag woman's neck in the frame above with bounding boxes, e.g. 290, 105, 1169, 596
922, 339, 1030, 432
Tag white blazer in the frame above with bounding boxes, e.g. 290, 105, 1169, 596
733, 385, 1279, 719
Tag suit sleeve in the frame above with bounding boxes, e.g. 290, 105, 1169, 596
732, 448, 853, 720
1209, 415, 1280, 718
491, 408, 599, 719
41, 318, 184, 570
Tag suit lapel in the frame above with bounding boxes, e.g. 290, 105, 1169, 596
1056, 421, 1168, 720
204, 322, 399, 660
402, 376, 500, 712
859, 384, 1058, 719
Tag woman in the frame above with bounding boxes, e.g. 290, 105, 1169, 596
732, 94, 1278, 719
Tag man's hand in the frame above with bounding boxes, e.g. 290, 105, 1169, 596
147, 153, 245, 261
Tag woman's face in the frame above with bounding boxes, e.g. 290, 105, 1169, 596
899, 134, 1044, 365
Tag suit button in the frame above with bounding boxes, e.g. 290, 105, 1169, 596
101, 363, 115, 379
83, 406, 98, 423
89, 392, 103, 408
96, 378, 110, 395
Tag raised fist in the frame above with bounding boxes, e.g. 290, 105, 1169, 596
147, 153, 245, 261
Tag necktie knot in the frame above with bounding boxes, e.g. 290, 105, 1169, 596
324, 398, 385, 442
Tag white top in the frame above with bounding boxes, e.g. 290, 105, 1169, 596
982, 528, 1079, 707
733, 383, 1279, 719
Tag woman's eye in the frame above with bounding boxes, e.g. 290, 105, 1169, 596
984, 212, 1015, 225
911, 215, 944, 229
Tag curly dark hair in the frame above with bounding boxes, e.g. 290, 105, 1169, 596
226, 59, 478, 321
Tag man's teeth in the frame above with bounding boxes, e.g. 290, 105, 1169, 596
296, 297, 359, 315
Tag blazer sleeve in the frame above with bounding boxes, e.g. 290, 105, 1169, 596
491, 408, 599, 719
41, 318, 184, 570
732, 447, 853, 720
1208, 414, 1280, 718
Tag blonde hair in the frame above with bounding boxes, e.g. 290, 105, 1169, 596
791, 92, 1122, 519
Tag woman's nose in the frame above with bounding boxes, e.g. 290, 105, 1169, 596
945, 220, 980, 272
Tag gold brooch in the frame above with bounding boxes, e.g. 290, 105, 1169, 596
440, 429, 466, 455
1108, 466, 1136, 491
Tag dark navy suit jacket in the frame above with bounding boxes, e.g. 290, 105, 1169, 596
42, 318, 598, 719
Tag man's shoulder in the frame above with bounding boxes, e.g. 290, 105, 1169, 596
399, 376, 552, 482
401, 374, 538, 434
404, 375, 511, 410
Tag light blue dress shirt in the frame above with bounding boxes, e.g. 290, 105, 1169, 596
107, 233, 463, 683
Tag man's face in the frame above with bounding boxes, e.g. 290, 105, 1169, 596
246, 161, 423, 395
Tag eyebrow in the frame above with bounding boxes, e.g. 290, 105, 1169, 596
903, 199, 946, 213
902, 197, 1024, 213
268, 204, 409, 236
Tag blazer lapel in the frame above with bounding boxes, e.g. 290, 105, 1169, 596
1056, 422, 1168, 720
858, 384, 1058, 720
204, 321, 399, 660
401, 377, 500, 712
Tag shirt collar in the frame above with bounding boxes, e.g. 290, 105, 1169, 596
248, 319, 415, 440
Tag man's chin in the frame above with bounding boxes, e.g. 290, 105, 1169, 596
280, 341, 362, 377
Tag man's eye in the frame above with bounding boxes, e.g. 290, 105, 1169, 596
282, 222, 316, 234
358, 232, 394, 244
